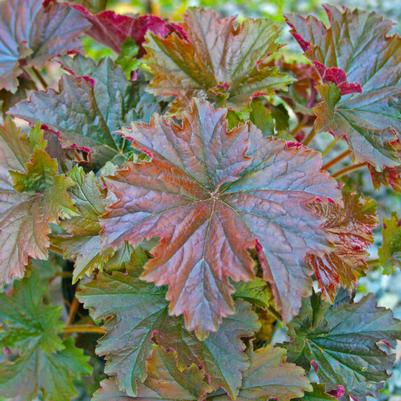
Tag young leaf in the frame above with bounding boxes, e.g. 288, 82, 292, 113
0, 0, 90, 92
0, 270, 91, 401
144, 8, 293, 108
286, 291, 401, 400
378, 213, 401, 272
0, 119, 74, 284
234, 277, 273, 310
101, 98, 341, 337
154, 301, 260, 398
307, 192, 377, 298
210, 345, 311, 401
74, 5, 185, 55
52, 166, 114, 282
287, 6, 401, 170
10, 56, 161, 165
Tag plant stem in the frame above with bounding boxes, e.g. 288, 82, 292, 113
66, 298, 80, 326
321, 137, 340, 157
322, 149, 352, 170
332, 162, 367, 178
20, 65, 38, 91
63, 324, 106, 335
302, 127, 317, 146
31, 66, 48, 89
367, 258, 380, 268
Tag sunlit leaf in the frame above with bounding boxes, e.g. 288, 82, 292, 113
101, 98, 341, 337
0, 0, 89, 92
144, 8, 293, 108
287, 6, 401, 170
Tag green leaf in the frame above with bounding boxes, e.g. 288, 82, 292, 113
79, 269, 260, 398
379, 213, 401, 272
295, 384, 337, 401
234, 277, 273, 310
78, 271, 168, 397
116, 38, 142, 79
53, 166, 114, 282
0, 270, 91, 401
210, 345, 311, 401
144, 8, 293, 108
286, 291, 401, 400
287, 6, 401, 170
10, 56, 161, 166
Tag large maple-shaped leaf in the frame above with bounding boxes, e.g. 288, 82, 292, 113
144, 8, 293, 108
0, 119, 75, 284
307, 192, 377, 299
0, 0, 90, 93
78, 268, 259, 397
287, 6, 401, 170
210, 345, 311, 401
101, 99, 341, 337
286, 291, 401, 400
10, 55, 161, 165
74, 5, 185, 55
0, 270, 91, 401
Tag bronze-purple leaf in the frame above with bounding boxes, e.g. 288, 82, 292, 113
101, 99, 341, 338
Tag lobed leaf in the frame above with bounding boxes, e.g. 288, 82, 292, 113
286, 291, 401, 400
307, 192, 377, 299
10, 56, 161, 165
79, 268, 259, 397
0, 119, 74, 284
144, 8, 293, 108
101, 98, 341, 337
74, 5, 185, 55
0, 0, 89, 92
287, 6, 401, 170
0, 270, 91, 401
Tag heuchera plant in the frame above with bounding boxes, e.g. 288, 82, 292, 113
0, 1, 401, 400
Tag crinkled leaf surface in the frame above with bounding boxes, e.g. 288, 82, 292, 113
379, 213, 401, 272
93, 346, 211, 401
79, 268, 259, 397
10, 56, 161, 165
286, 291, 401, 400
78, 270, 167, 396
210, 345, 311, 401
154, 300, 260, 398
74, 5, 185, 55
0, 119, 74, 284
144, 8, 292, 107
0, 0, 89, 92
307, 192, 377, 299
92, 346, 310, 401
52, 166, 113, 282
101, 99, 341, 337
0, 270, 91, 401
287, 6, 401, 170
